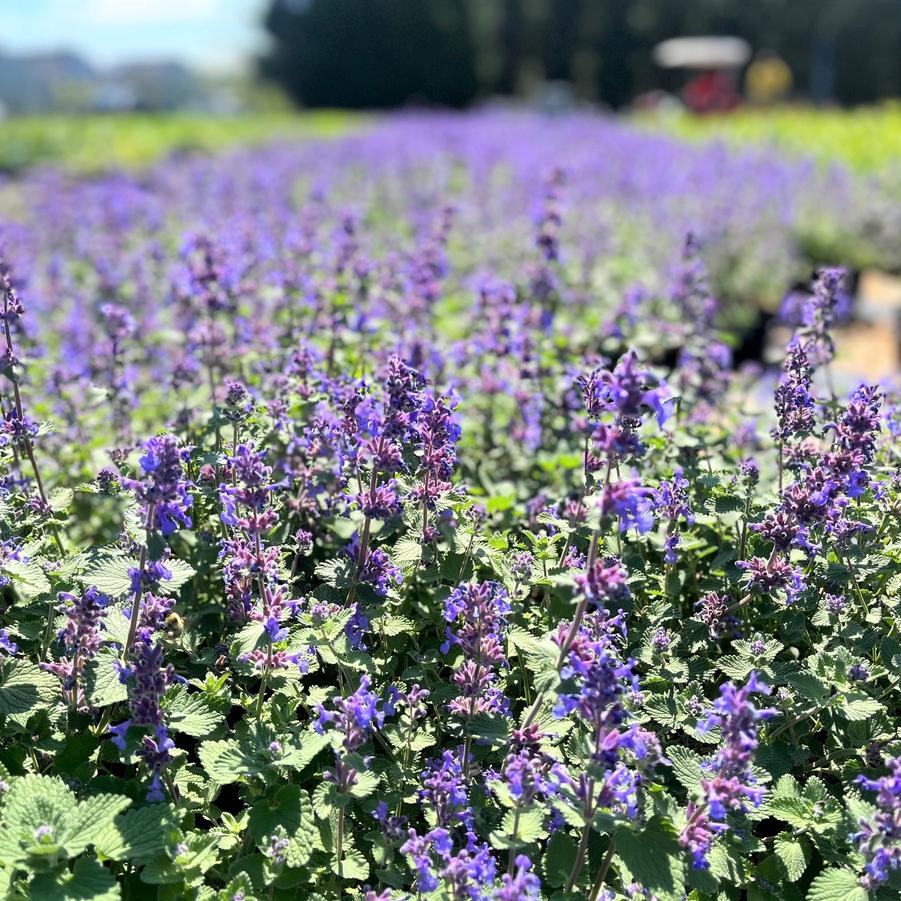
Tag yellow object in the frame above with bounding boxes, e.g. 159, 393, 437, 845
745, 55, 793, 104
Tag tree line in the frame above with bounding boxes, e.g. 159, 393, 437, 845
260, 0, 901, 109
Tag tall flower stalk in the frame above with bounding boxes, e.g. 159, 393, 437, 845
122, 436, 193, 655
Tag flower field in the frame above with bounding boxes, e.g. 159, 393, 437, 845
0, 111, 898, 901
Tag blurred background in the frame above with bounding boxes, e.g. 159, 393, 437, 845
2, 0, 900, 173
3, 0, 901, 115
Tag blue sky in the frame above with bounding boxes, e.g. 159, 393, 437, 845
0, 0, 268, 72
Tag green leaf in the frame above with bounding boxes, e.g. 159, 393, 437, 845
277, 731, 330, 773
78, 555, 134, 597
30, 856, 120, 901
198, 739, 252, 785
765, 796, 811, 829
66, 794, 133, 856
49, 487, 74, 513
332, 848, 369, 881
140, 831, 220, 884
806, 868, 869, 901
774, 834, 809, 882
668, 745, 705, 794
248, 785, 316, 868
93, 803, 180, 864
542, 831, 577, 888
838, 692, 884, 721
0, 658, 61, 715
159, 559, 195, 594
615, 820, 686, 901
231, 622, 266, 659
784, 672, 830, 702
525, 638, 560, 694
217, 874, 256, 901
83, 648, 128, 708
371, 615, 415, 636
0, 774, 76, 864
163, 685, 226, 737
508, 628, 544, 656
3, 558, 52, 599
348, 770, 380, 798
0, 775, 131, 867
392, 538, 424, 568
490, 806, 545, 849
199, 731, 327, 785
469, 714, 509, 747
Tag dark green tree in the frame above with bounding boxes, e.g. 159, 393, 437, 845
260, 0, 478, 108
259, 0, 901, 109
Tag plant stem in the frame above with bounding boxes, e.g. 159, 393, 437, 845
123, 504, 156, 657
588, 838, 617, 901
506, 807, 521, 874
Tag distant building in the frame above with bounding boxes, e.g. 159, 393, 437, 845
0, 51, 95, 114
0, 48, 206, 114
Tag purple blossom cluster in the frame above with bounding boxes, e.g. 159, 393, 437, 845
125, 435, 193, 537
655, 469, 694, 564
41, 586, 108, 708
442, 581, 511, 718
679, 673, 775, 869
854, 757, 901, 889
111, 592, 179, 802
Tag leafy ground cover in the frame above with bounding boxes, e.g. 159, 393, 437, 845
0, 112, 898, 900
0, 111, 357, 174
644, 103, 901, 174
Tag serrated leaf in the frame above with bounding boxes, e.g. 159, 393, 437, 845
66, 794, 133, 855
668, 745, 705, 794
198, 739, 253, 785
508, 628, 544, 656
392, 538, 424, 567
217, 873, 256, 901
248, 785, 316, 868
160, 559, 195, 593
525, 638, 560, 694
838, 692, 884, 721
83, 647, 128, 707
163, 685, 226, 737
231, 621, 266, 658
491, 806, 544, 849
0, 775, 130, 867
0, 658, 61, 715
0, 774, 76, 863
349, 769, 380, 798
332, 848, 369, 881
372, 615, 414, 637
277, 730, 330, 773
93, 803, 180, 863
49, 487, 74, 514
140, 831, 220, 884
543, 831, 578, 887
765, 796, 810, 829
643, 693, 680, 728
77, 556, 134, 598
784, 671, 830, 702
30, 856, 120, 901
3, 558, 52, 599
199, 731, 326, 785
469, 713, 509, 747
806, 868, 868, 901
615, 820, 686, 901
774, 834, 809, 882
